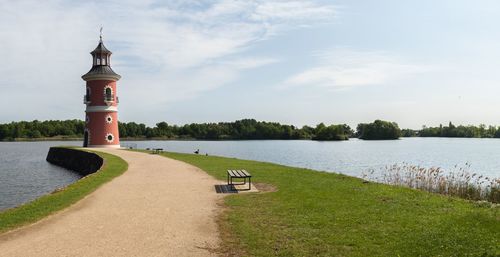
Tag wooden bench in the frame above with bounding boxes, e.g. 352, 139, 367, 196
227, 170, 252, 190
152, 148, 163, 154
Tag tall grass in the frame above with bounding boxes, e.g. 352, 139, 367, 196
363, 163, 500, 203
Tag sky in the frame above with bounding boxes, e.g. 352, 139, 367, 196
1, 0, 500, 129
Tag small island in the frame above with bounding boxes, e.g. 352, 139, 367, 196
357, 120, 401, 140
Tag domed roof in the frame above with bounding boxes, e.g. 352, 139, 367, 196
82, 65, 121, 81
91, 38, 112, 55
82, 36, 121, 81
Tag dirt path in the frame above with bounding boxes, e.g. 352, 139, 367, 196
0, 149, 223, 257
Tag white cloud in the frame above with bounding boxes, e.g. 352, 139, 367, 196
253, 1, 336, 22
0, 0, 336, 123
220, 57, 280, 69
284, 48, 434, 88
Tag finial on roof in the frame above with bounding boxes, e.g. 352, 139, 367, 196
99, 26, 103, 42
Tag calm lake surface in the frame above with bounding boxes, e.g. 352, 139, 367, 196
131, 138, 500, 179
0, 141, 81, 210
1, 138, 500, 210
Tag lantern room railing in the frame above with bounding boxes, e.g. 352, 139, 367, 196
104, 94, 115, 102
84, 94, 118, 104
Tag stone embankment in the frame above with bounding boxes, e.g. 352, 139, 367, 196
46, 147, 103, 175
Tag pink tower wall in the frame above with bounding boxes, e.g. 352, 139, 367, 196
85, 80, 120, 147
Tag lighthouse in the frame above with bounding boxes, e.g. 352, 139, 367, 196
82, 33, 121, 148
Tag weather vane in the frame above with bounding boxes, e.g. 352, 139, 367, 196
99, 26, 103, 41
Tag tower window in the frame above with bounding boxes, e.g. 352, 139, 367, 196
85, 87, 91, 103
102, 58, 106, 65
105, 133, 114, 143
105, 87, 113, 101
97, 58, 101, 65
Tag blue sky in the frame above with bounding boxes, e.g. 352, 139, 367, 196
1, 0, 500, 129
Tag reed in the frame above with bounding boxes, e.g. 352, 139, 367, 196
363, 163, 500, 203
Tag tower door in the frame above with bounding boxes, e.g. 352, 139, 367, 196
83, 131, 89, 147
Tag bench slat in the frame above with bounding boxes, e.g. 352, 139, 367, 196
241, 170, 251, 177
227, 169, 251, 178
229, 170, 240, 178
235, 170, 245, 178
234, 170, 244, 177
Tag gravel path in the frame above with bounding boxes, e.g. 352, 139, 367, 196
0, 149, 222, 257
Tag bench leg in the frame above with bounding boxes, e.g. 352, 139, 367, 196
249, 177, 251, 190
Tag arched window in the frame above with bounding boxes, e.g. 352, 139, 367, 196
102, 57, 106, 65
85, 87, 91, 103
105, 87, 113, 102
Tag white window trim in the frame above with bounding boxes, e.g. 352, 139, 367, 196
105, 133, 114, 143
103, 85, 113, 94
103, 85, 114, 104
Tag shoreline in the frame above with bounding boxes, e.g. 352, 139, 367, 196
0, 148, 221, 256
0, 148, 128, 234
0, 137, 500, 143
4, 136, 500, 142
160, 151, 499, 256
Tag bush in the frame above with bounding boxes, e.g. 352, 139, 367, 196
312, 124, 350, 140
357, 120, 401, 140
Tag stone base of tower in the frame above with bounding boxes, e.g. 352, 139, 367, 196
87, 144, 121, 148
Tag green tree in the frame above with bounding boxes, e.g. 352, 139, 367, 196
313, 124, 350, 141
357, 120, 401, 140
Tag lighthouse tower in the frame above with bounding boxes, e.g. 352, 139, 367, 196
82, 33, 121, 148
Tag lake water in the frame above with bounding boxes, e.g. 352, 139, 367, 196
0, 141, 81, 211
1, 138, 500, 210
131, 138, 500, 178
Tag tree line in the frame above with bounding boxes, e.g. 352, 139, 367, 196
413, 122, 500, 138
118, 119, 355, 140
0, 119, 359, 141
4, 119, 499, 141
0, 120, 85, 140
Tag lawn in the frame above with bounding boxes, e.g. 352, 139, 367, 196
0, 149, 128, 234
161, 152, 499, 257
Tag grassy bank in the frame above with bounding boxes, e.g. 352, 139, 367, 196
161, 152, 499, 257
0, 149, 128, 234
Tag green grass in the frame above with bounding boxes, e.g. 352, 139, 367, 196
0, 149, 128, 234
161, 152, 499, 257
